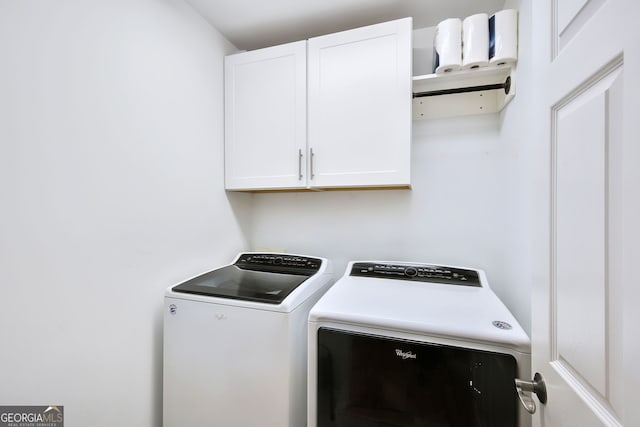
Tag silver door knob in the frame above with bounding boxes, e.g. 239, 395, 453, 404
515, 372, 547, 414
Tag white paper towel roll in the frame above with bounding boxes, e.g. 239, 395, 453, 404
433, 18, 462, 74
489, 9, 518, 66
462, 13, 489, 69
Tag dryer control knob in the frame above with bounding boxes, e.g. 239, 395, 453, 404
404, 267, 418, 277
274, 256, 283, 265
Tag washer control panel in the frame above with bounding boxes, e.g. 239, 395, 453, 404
235, 253, 322, 273
350, 262, 481, 287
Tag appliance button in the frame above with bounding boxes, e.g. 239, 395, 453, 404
404, 267, 418, 277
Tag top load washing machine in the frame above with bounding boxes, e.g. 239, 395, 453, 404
308, 260, 531, 427
163, 252, 333, 427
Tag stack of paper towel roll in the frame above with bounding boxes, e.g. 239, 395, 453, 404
432, 9, 518, 74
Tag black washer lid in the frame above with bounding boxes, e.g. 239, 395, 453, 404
171, 253, 323, 304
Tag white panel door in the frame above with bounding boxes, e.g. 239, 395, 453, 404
531, 0, 640, 425
307, 18, 412, 189
224, 41, 306, 190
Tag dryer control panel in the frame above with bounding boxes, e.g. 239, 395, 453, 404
350, 262, 481, 287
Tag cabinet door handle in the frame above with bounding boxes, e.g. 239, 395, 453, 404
310, 147, 315, 180
298, 149, 303, 180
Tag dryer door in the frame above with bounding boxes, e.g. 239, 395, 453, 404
317, 328, 518, 427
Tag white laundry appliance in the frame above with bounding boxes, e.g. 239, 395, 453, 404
163, 252, 333, 427
308, 261, 531, 427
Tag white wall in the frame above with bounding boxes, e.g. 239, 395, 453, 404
250, 1, 534, 333
0, 1, 248, 426
496, 0, 532, 334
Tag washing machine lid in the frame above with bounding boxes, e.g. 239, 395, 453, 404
171, 253, 322, 304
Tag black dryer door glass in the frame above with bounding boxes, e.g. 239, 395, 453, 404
317, 328, 518, 427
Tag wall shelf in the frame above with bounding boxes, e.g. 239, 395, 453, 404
412, 67, 515, 120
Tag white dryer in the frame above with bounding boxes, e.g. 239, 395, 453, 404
308, 261, 531, 427
163, 252, 333, 427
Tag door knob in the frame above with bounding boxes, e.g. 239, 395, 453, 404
515, 372, 547, 414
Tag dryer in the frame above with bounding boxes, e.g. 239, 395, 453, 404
308, 261, 531, 427
163, 252, 333, 427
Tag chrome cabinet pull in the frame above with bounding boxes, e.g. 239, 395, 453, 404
515, 372, 547, 414
298, 149, 303, 180
310, 147, 315, 180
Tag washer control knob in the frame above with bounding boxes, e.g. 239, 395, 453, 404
404, 267, 418, 277
274, 256, 283, 265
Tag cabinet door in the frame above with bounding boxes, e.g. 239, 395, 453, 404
307, 18, 412, 189
225, 41, 306, 190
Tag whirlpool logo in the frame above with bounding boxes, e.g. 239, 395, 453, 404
395, 349, 417, 360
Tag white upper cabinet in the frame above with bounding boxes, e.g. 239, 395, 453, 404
307, 18, 412, 189
224, 18, 412, 191
225, 41, 307, 190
